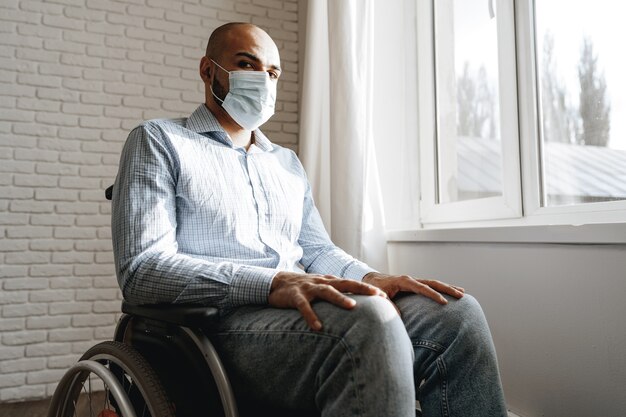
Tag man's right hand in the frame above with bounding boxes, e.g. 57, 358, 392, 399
268, 272, 388, 331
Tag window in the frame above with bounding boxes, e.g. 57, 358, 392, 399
535, 0, 626, 207
435, 0, 503, 203
416, 0, 626, 231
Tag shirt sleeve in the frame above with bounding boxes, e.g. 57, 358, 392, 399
111, 123, 276, 311
295, 159, 377, 280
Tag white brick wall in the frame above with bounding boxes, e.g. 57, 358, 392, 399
0, 0, 299, 403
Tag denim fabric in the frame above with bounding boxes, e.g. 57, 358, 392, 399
210, 293, 508, 417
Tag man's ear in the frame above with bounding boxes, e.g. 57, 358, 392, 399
200, 57, 212, 82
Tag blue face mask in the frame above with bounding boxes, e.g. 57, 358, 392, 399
210, 59, 277, 131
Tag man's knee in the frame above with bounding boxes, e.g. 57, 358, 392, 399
440, 293, 487, 330
444, 293, 491, 338
317, 294, 412, 349
397, 292, 493, 348
351, 294, 400, 329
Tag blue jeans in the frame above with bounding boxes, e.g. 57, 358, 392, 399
211, 293, 507, 417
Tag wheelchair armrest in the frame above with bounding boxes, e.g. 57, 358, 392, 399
105, 185, 113, 201
121, 301, 220, 329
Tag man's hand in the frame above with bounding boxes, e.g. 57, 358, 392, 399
268, 272, 388, 331
363, 272, 465, 305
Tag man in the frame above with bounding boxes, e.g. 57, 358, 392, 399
112, 22, 508, 417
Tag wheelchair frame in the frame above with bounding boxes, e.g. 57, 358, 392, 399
48, 302, 239, 417
121, 303, 239, 417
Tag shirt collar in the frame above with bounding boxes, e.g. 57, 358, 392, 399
186, 104, 274, 152
251, 129, 273, 152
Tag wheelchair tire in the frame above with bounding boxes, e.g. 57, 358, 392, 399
51, 341, 175, 417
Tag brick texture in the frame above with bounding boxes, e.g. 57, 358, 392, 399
0, 0, 299, 403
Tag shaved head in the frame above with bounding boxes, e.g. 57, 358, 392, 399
206, 22, 272, 59
200, 21, 281, 91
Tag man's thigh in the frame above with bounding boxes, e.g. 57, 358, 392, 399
210, 304, 338, 410
210, 294, 412, 412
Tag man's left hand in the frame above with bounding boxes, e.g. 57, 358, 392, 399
362, 272, 465, 305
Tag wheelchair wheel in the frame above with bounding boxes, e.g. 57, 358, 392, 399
48, 341, 174, 417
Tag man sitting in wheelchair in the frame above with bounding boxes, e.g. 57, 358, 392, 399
108, 22, 508, 417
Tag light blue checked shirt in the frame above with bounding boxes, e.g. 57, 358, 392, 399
111, 104, 375, 312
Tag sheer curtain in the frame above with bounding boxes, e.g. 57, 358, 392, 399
299, 0, 388, 271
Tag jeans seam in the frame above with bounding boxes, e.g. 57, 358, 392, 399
412, 339, 446, 354
335, 338, 366, 417
414, 340, 449, 417
436, 357, 449, 417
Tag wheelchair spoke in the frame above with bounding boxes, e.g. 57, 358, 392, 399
88, 372, 94, 417
103, 387, 108, 414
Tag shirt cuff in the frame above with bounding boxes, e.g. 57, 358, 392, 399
228, 265, 278, 306
343, 260, 377, 281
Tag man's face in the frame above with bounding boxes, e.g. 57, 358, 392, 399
203, 25, 282, 104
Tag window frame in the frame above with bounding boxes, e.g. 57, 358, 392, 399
413, 0, 626, 240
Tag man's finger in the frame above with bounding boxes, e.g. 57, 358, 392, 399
328, 279, 381, 296
422, 280, 464, 299
313, 285, 357, 309
400, 278, 449, 304
294, 295, 322, 330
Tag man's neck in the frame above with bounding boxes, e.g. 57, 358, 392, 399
204, 102, 253, 150
229, 129, 254, 150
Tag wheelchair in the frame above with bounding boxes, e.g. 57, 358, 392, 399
47, 301, 236, 417
47, 186, 321, 417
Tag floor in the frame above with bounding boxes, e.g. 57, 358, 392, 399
0, 398, 50, 417
0, 392, 107, 417
0, 397, 524, 417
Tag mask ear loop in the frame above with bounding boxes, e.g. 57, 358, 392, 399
208, 59, 229, 104
211, 85, 225, 104
210, 59, 230, 74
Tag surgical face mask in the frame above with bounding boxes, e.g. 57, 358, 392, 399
210, 59, 277, 131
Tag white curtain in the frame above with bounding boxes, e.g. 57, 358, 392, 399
299, 0, 388, 271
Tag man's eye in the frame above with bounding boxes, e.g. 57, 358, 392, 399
238, 61, 254, 69
269, 71, 279, 79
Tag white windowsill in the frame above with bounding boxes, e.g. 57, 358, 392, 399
386, 222, 626, 245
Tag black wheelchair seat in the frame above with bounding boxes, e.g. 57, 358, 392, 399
121, 301, 220, 329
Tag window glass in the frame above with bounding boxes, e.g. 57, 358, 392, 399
536, 0, 626, 205
434, 0, 503, 203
